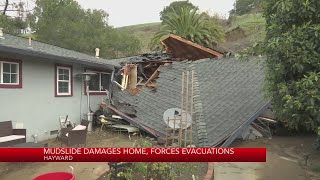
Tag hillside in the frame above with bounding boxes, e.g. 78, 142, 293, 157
119, 13, 266, 54
220, 13, 266, 53
118, 22, 161, 53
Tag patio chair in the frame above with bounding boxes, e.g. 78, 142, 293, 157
60, 129, 87, 147
111, 124, 140, 140
98, 116, 108, 131
56, 115, 74, 141
56, 127, 72, 141
58, 120, 88, 146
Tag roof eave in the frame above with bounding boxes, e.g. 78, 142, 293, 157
0, 45, 115, 71
220, 100, 272, 147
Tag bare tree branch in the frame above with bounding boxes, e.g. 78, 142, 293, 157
0, 9, 32, 12
3, 0, 9, 15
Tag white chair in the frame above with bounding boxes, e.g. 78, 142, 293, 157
59, 115, 75, 128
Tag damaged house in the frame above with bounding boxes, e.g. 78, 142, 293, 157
107, 34, 273, 147
0, 31, 274, 146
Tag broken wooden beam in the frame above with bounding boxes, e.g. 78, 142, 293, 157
143, 66, 160, 87
128, 65, 137, 90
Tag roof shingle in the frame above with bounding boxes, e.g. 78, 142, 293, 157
0, 34, 115, 69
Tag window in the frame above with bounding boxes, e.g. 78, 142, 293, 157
85, 70, 111, 95
0, 60, 22, 88
55, 65, 72, 96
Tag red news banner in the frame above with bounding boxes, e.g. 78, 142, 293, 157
0, 147, 266, 162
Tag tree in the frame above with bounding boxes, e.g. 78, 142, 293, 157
0, 1, 28, 34
151, 6, 224, 50
229, 0, 263, 16
0, 14, 27, 34
29, 0, 141, 58
260, 0, 320, 135
160, 0, 198, 21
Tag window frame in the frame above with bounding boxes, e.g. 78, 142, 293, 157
55, 64, 73, 97
0, 59, 22, 88
84, 69, 111, 95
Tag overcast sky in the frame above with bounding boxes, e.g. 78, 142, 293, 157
76, 0, 235, 27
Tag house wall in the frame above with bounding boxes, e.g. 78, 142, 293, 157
0, 57, 109, 142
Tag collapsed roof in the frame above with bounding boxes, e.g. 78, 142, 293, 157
107, 34, 228, 69
106, 52, 174, 67
112, 57, 270, 146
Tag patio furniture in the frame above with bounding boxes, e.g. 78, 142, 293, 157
60, 123, 87, 147
97, 115, 115, 130
0, 121, 26, 147
60, 129, 87, 147
57, 116, 75, 141
98, 115, 127, 131
111, 124, 140, 140
80, 119, 89, 131
56, 126, 73, 141
99, 116, 108, 131
65, 124, 87, 137
59, 115, 75, 129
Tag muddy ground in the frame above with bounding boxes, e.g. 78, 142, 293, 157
0, 130, 319, 180
215, 135, 320, 180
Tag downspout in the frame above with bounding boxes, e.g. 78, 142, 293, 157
80, 65, 84, 121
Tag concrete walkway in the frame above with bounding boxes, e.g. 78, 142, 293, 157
214, 162, 260, 180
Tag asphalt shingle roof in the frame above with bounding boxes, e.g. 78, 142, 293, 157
114, 57, 270, 146
0, 34, 115, 69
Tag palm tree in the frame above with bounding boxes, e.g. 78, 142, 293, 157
151, 7, 224, 50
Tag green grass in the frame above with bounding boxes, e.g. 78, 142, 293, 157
228, 13, 266, 42
118, 22, 161, 53
219, 13, 266, 52
119, 22, 161, 32
312, 165, 320, 173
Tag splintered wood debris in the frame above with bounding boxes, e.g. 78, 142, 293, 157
119, 58, 175, 92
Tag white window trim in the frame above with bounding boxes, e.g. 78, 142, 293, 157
86, 70, 111, 92
56, 66, 72, 96
0, 61, 19, 85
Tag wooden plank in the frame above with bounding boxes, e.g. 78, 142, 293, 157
190, 70, 194, 145
143, 66, 160, 87
146, 83, 157, 88
167, 136, 179, 140
258, 117, 277, 123
121, 64, 129, 89
185, 71, 189, 147
179, 72, 184, 147
136, 78, 143, 86
128, 65, 137, 90
173, 116, 176, 145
